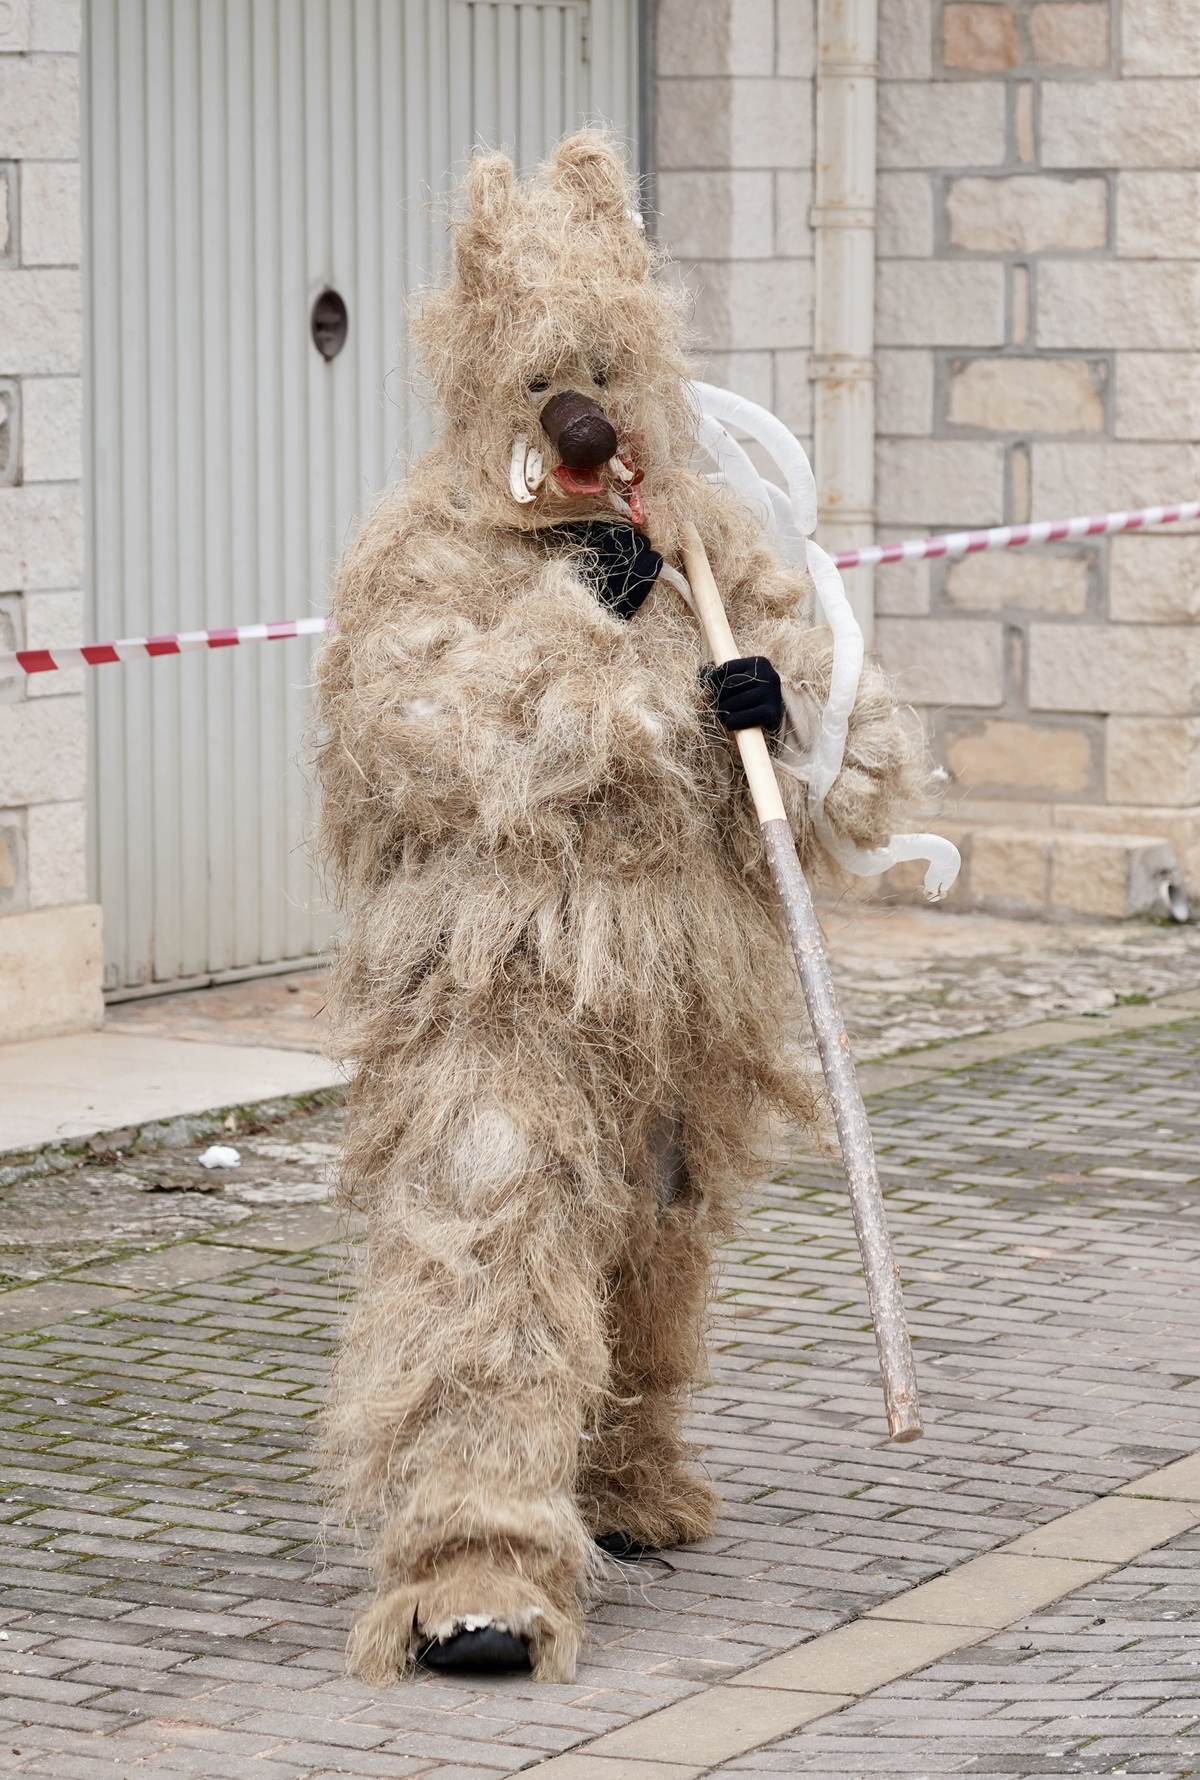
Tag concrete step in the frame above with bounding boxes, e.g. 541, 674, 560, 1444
884, 826, 1185, 921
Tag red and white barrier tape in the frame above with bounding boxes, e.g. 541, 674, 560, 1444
832, 499, 1200, 571
2, 499, 1197, 677
0, 614, 329, 677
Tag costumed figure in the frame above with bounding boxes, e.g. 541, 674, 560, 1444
316, 130, 923, 1684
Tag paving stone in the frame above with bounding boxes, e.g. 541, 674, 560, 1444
729, 1617, 991, 1696
525, 1760, 704, 1779
1117, 1451, 1200, 1502
72, 1246, 259, 1290
1007, 1494, 1200, 1562
866, 1554, 1115, 1629
588, 1686, 852, 1765
711, 1530, 1200, 1775
0, 1281, 133, 1333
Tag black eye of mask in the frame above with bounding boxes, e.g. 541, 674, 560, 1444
554, 521, 664, 622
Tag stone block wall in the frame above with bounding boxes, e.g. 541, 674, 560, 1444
656, 0, 1200, 913
654, 0, 816, 449
872, 0, 1200, 895
0, 0, 102, 1041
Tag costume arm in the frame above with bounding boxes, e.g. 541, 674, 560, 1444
694, 491, 921, 865
317, 510, 699, 888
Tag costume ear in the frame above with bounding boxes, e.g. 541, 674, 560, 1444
549, 129, 632, 227
455, 150, 518, 283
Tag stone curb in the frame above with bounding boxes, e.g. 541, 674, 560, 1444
522, 1453, 1200, 1778
0, 1083, 344, 1189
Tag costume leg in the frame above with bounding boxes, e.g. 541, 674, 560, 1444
331, 1034, 615, 1684
577, 1115, 721, 1550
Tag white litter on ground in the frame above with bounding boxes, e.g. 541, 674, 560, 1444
197, 1145, 241, 1169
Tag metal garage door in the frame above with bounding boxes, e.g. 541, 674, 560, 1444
84, 0, 639, 994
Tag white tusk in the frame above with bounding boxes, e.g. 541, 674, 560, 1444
524, 445, 545, 491
509, 436, 538, 503
608, 455, 634, 483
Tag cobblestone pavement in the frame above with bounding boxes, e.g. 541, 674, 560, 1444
1, 1017, 1199, 1776
0, 1113, 342, 1286
820, 907, 1200, 1060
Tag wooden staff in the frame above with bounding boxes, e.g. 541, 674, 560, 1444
680, 521, 923, 1442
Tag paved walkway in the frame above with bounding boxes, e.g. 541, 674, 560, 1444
97, 904, 1200, 1063
1, 1011, 1199, 1776
8, 903, 1200, 1154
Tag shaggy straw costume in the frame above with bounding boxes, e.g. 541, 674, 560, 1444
317, 132, 917, 1683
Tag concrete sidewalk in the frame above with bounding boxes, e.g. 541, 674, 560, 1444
0, 1028, 341, 1152
0, 970, 339, 1155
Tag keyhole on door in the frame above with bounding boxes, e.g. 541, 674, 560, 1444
311, 288, 348, 360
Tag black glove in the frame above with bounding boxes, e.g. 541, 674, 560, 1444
701, 656, 785, 736
556, 521, 663, 622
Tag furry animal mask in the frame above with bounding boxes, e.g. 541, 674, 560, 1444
414, 130, 696, 529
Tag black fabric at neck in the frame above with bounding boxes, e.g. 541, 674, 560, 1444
552, 521, 664, 622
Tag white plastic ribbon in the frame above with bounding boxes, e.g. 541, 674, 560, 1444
689, 381, 961, 901
696, 414, 776, 535
692, 381, 818, 537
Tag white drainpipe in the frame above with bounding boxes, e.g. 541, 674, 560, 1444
811, 0, 878, 646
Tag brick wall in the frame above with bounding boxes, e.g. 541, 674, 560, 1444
872, 0, 1200, 904
0, 0, 102, 1041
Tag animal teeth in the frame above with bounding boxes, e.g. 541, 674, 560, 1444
508, 435, 539, 503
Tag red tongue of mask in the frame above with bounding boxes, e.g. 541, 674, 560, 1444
553, 459, 647, 521
552, 451, 646, 524
553, 464, 605, 496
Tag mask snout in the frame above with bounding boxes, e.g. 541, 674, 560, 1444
539, 390, 619, 469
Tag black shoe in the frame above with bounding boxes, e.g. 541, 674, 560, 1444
594, 1530, 651, 1560
418, 1624, 531, 1674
